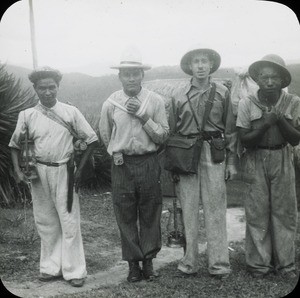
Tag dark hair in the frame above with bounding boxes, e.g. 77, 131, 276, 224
29, 70, 62, 86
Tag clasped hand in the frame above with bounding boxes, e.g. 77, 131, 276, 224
126, 97, 141, 114
263, 106, 284, 126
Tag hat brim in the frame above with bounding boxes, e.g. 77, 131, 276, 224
180, 48, 221, 76
110, 64, 151, 70
248, 60, 291, 88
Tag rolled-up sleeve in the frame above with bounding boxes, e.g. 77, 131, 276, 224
99, 101, 113, 148
236, 98, 251, 129
224, 92, 238, 165
9, 111, 26, 149
291, 97, 300, 130
73, 108, 98, 144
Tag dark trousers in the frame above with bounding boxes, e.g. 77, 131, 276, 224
111, 152, 162, 262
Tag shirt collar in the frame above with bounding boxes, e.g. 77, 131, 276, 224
123, 88, 144, 103
185, 77, 212, 96
38, 99, 58, 110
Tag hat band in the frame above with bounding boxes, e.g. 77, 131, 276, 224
120, 61, 143, 65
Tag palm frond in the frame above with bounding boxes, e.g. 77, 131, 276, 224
0, 63, 37, 206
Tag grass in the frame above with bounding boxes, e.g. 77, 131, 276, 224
0, 183, 299, 297
56, 240, 299, 298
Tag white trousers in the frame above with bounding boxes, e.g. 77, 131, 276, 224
31, 163, 87, 280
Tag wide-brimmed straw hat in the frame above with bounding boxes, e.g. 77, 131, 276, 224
111, 47, 151, 70
180, 48, 221, 76
248, 54, 291, 88
28, 66, 62, 84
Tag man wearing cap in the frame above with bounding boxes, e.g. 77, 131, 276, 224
9, 67, 98, 287
168, 47, 237, 278
99, 49, 169, 282
237, 54, 300, 278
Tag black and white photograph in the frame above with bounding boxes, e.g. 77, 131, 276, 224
0, 0, 300, 297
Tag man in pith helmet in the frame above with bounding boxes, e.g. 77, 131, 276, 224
168, 47, 237, 278
237, 54, 300, 279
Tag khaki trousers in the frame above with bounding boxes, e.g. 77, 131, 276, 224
176, 142, 231, 275
31, 163, 87, 280
242, 147, 298, 274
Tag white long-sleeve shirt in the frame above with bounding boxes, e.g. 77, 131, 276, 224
99, 88, 169, 155
9, 100, 98, 163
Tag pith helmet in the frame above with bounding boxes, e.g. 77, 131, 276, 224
180, 47, 221, 75
248, 54, 291, 88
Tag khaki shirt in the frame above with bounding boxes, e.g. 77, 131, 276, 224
236, 90, 300, 147
99, 88, 169, 156
169, 78, 237, 165
9, 100, 98, 163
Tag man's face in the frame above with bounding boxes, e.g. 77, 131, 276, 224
119, 68, 144, 96
189, 53, 212, 80
256, 66, 282, 95
34, 78, 58, 107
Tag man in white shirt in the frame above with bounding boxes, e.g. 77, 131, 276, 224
100, 48, 169, 282
9, 66, 98, 287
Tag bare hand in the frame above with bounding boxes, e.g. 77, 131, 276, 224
14, 169, 29, 184
126, 98, 141, 114
225, 165, 237, 181
263, 106, 278, 127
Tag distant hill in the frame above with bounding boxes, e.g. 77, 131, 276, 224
3, 63, 300, 115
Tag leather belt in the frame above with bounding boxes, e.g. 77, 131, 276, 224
255, 143, 287, 150
36, 160, 63, 167
184, 131, 223, 141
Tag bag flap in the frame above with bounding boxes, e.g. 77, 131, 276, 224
166, 136, 197, 149
211, 138, 226, 150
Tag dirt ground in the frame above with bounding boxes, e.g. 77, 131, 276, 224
0, 188, 298, 298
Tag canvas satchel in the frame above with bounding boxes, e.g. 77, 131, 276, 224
164, 83, 216, 174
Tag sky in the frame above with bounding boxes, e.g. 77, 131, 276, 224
0, 0, 299, 76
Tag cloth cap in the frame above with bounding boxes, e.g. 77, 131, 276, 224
111, 46, 151, 70
28, 66, 62, 84
248, 54, 291, 88
180, 48, 221, 75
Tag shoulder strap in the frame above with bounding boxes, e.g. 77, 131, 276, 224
278, 92, 293, 115
248, 92, 292, 115
107, 98, 128, 112
34, 104, 79, 139
248, 96, 267, 112
187, 82, 216, 133
107, 91, 152, 115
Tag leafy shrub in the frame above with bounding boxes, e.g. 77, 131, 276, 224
0, 64, 37, 207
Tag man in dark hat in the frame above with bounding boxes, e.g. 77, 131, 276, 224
236, 54, 300, 279
99, 47, 169, 282
168, 47, 237, 278
9, 66, 98, 287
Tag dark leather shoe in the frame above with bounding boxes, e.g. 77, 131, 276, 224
38, 273, 62, 282
127, 261, 142, 282
69, 278, 85, 287
142, 259, 159, 280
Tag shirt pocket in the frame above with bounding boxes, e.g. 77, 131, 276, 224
210, 100, 223, 120
250, 109, 263, 130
